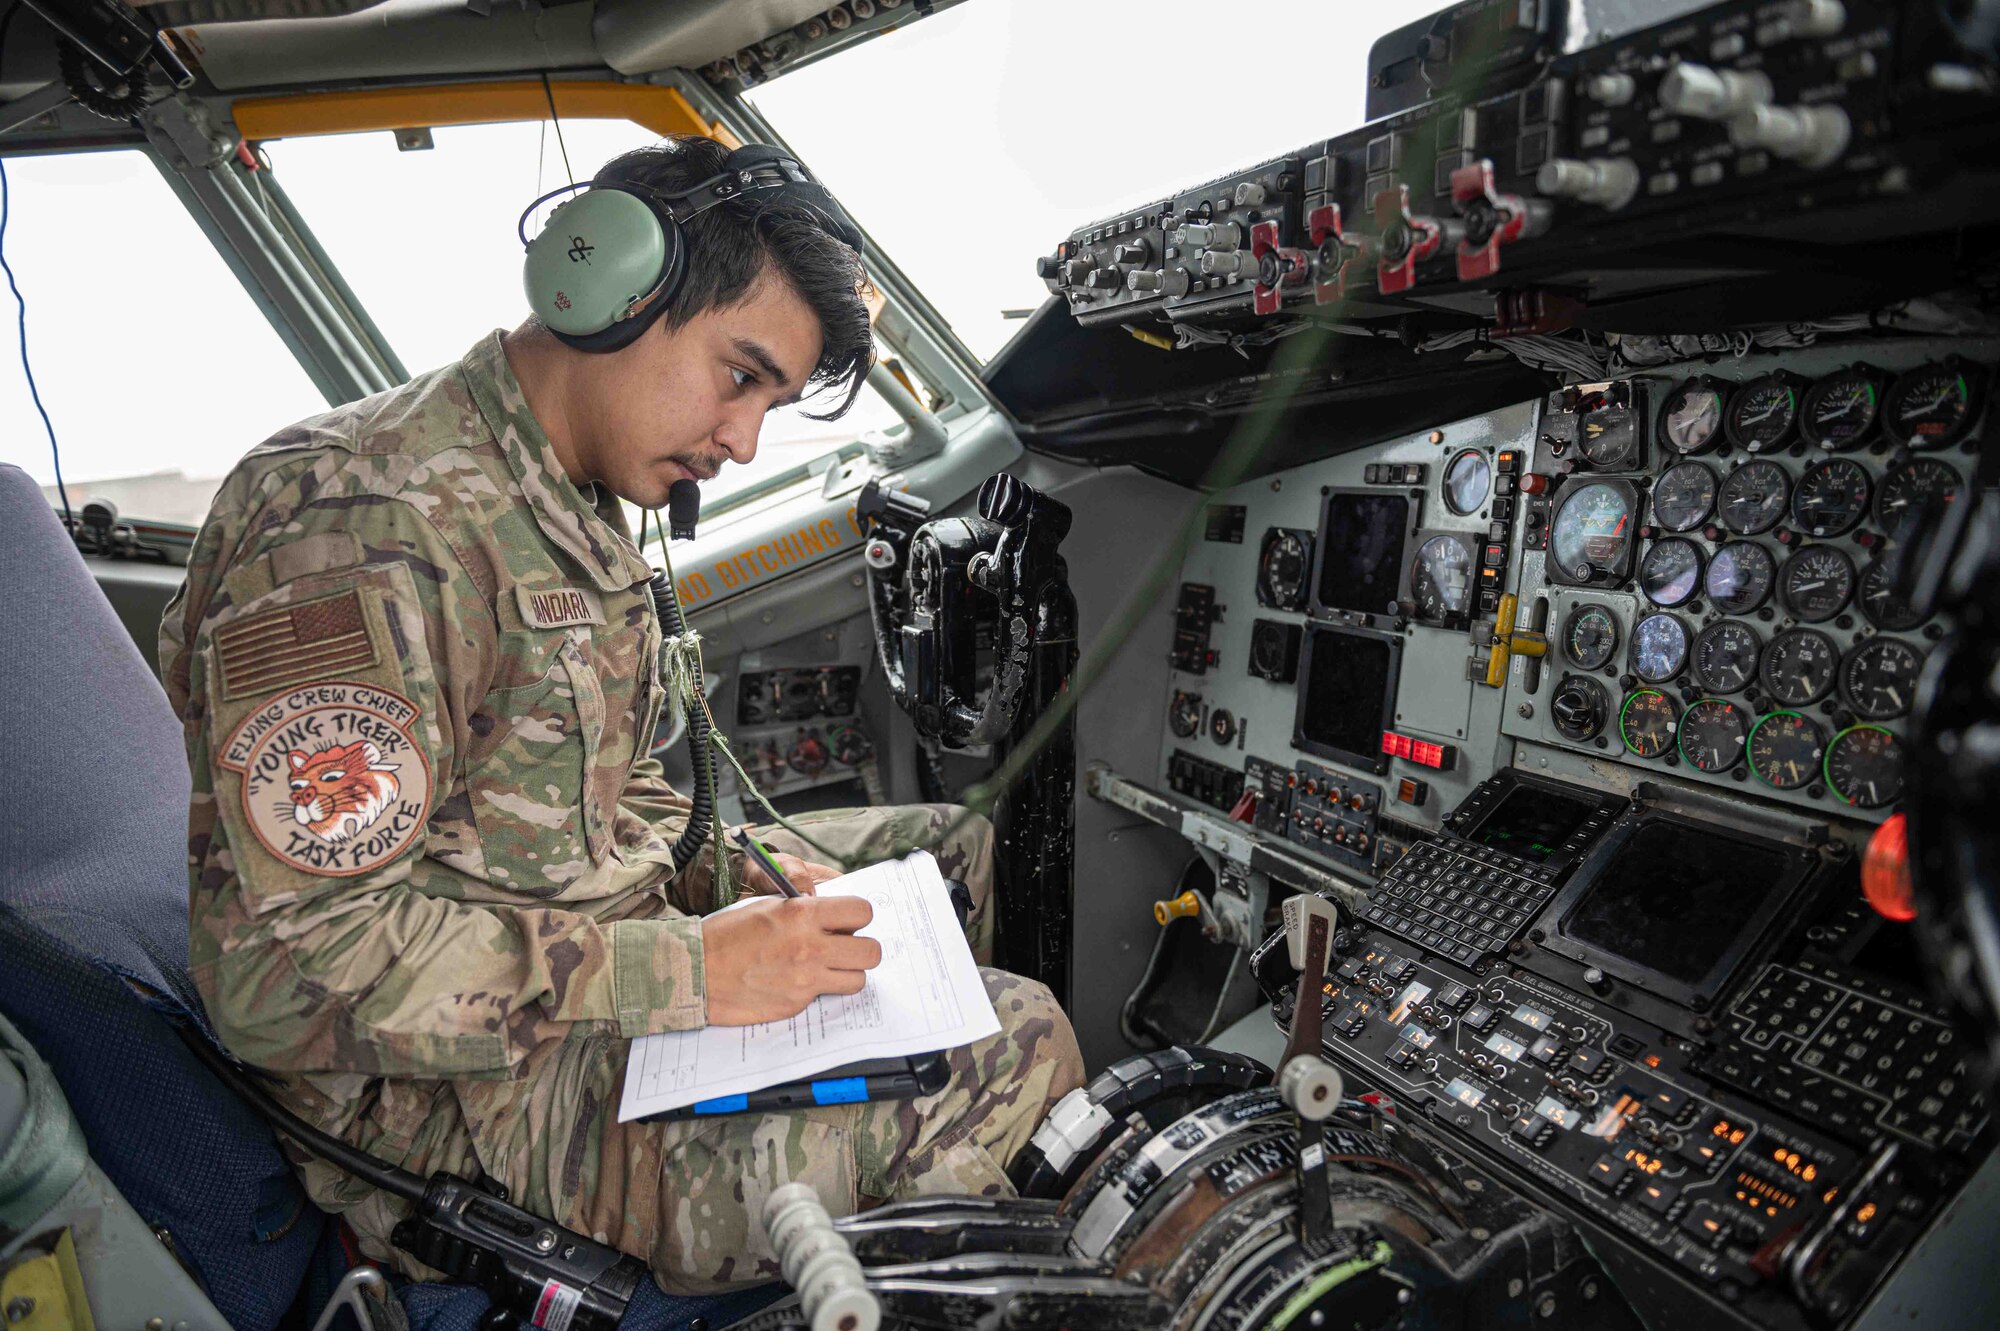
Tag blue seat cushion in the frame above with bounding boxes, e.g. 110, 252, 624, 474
0, 905, 322, 1331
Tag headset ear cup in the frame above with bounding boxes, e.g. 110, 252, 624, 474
546, 218, 687, 353
523, 187, 671, 343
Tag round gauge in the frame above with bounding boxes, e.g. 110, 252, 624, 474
1578, 405, 1641, 469
1841, 637, 1923, 721
1639, 538, 1703, 607
1778, 545, 1856, 622
1760, 628, 1839, 706
1564, 603, 1620, 671
1725, 375, 1802, 453
1411, 535, 1474, 621
1552, 675, 1610, 742
1883, 361, 1982, 450
1858, 556, 1924, 631
1169, 692, 1203, 738
1748, 711, 1827, 791
1704, 541, 1776, 614
1824, 725, 1907, 809
1693, 619, 1762, 694
1790, 459, 1871, 538
1549, 482, 1637, 584
1658, 377, 1727, 455
1631, 612, 1689, 684
1679, 698, 1750, 773
1718, 461, 1791, 535
1209, 707, 1237, 746
1873, 458, 1962, 537
1799, 368, 1883, 451
1619, 689, 1680, 760
1257, 528, 1312, 610
1443, 449, 1491, 516
1651, 461, 1717, 532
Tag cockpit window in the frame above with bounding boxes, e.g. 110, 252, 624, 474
745, 0, 1443, 364
265, 119, 901, 513
1, 148, 325, 527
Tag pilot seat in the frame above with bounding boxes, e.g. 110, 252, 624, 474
0, 462, 780, 1331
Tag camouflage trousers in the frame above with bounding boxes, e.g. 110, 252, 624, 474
333, 802, 1083, 1293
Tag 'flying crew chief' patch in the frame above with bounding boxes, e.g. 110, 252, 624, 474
220, 681, 432, 877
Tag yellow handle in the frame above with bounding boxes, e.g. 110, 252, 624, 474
1154, 890, 1201, 926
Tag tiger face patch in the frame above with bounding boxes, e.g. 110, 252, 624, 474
220, 682, 432, 876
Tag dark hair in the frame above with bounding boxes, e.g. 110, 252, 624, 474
595, 135, 873, 419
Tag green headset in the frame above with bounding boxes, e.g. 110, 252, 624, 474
519, 143, 864, 353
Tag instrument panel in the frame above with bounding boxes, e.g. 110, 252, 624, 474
1152, 335, 1989, 1329
1508, 342, 1985, 820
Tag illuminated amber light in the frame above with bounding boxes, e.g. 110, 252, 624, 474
1863, 812, 1916, 921
1856, 1202, 1878, 1224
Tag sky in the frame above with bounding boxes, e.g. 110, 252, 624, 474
0, 0, 1439, 521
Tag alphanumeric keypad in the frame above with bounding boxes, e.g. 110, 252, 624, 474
1361, 841, 1557, 965
1715, 961, 1988, 1153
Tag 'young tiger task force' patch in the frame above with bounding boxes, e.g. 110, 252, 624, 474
219, 681, 432, 877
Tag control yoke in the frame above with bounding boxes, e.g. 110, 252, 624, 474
857, 474, 1078, 1001
858, 473, 1073, 748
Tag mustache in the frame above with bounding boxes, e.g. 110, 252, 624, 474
665, 453, 724, 482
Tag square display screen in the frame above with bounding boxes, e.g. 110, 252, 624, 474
1562, 821, 1794, 988
1467, 787, 1597, 863
1295, 626, 1398, 773
1315, 493, 1410, 617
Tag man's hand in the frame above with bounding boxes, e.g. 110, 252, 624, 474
742, 846, 842, 897
703, 896, 883, 1025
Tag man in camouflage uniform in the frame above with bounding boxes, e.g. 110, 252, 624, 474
158, 136, 1083, 1292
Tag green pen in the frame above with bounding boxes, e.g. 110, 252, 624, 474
731, 827, 803, 898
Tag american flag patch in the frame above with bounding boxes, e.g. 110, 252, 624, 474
215, 589, 379, 701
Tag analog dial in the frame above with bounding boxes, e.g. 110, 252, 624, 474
1631, 612, 1689, 684
1824, 725, 1906, 809
1883, 361, 1981, 450
1169, 691, 1203, 738
1873, 459, 1962, 537
1659, 378, 1726, 455
1718, 461, 1791, 535
1258, 528, 1313, 610
1800, 368, 1882, 451
1679, 698, 1750, 773
1760, 628, 1839, 706
1749, 711, 1826, 790
1651, 461, 1717, 532
1619, 688, 1680, 760
1444, 449, 1491, 515
1790, 458, 1871, 538
1725, 375, 1801, 453
1578, 404, 1641, 469
1564, 603, 1620, 671
1639, 538, 1703, 607
1209, 707, 1237, 746
1840, 637, 1923, 721
1411, 535, 1475, 621
1705, 541, 1776, 614
1549, 482, 1637, 584
1693, 619, 1762, 694
1779, 545, 1856, 622
1858, 556, 1925, 631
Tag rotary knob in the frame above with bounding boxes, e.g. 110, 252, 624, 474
1115, 240, 1151, 265
1657, 62, 1773, 120
1584, 71, 1636, 105
1174, 220, 1242, 250
1537, 157, 1641, 210
1200, 250, 1259, 279
1727, 102, 1851, 168
1551, 675, 1609, 742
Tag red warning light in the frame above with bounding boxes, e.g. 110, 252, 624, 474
1863, 812, 1915, 921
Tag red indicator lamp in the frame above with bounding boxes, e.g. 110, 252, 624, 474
1863, 811, 1915, 921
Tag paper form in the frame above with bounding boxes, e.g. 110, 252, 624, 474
616, 850, 999, 1121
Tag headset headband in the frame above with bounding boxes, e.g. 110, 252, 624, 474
515, 149, 864, 254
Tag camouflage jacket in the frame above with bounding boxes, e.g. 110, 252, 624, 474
160, 332, 745, 1146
